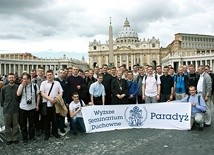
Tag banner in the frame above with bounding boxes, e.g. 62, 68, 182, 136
82, 102, 191, 133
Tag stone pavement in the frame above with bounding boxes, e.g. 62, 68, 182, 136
0, 107, 214, 155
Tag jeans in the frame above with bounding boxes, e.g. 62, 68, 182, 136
145, 95, 157, 103
70, 117, 86, 133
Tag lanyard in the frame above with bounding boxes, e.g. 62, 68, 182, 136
25, 84, 32, 101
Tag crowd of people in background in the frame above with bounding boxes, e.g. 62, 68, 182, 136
0, 63, 213, 145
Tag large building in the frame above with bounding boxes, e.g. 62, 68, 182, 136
162, 33, 214, 71
0, 53, 89, 76
88, 18, 161, 70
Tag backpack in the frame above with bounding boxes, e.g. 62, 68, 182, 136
79, 99, 84, 107
144, 74, 157, 81
186, 95, 206, 113
33, 83, 37, 103
187, 95, 200, 105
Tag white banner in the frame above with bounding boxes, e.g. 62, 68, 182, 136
82, 102, 192, 133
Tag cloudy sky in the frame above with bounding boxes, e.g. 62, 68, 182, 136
0, 0, 214, 59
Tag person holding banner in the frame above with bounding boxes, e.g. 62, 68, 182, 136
89, 74, 106, 105
69, 92, 86, 135
180, 86, 206, 131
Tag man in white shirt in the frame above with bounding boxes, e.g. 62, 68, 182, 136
40, 70, 63, 141
89, 74, 106, 105
142, 66, 161, 103
69, 92, 86, 135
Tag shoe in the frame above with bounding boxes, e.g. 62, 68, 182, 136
73, 131, 78, 136
13, 140, 19, 144
60, 129, 66, 133
6, 141, 12, 145
54, 134, 60, 138
204, 124, 211, 127
29, 137, 36, 141
44, 136, 49, 141
36, 131, 41, 137
23, 139, 28, 144
199, 123, 204, 131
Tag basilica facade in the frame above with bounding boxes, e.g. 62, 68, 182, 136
88, 18, 161, 70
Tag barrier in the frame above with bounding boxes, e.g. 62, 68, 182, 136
82, 102, 191, 133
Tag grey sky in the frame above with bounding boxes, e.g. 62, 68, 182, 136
0, 0, 214, 55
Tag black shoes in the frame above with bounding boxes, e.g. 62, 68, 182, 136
23, 139, 28, 145
73, 131, 78, 136
44, 136, 49, 141
204, 124, 211, 127
29, 137, 36, 141
60, 129, 66, 133
54, 134, 60, 138
199, 123, 204, 131
6, 140, 19, 145
6, 141, 13, 145
13, 140, 19, 144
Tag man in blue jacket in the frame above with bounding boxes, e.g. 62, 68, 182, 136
127, 71, 138, 104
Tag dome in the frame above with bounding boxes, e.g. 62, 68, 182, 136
117, 18, 138, 39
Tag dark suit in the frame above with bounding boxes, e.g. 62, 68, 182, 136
111, 78, 128, 104
102, 73, 113, 105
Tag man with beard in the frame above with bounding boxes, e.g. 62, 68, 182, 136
0, 73, 20, 145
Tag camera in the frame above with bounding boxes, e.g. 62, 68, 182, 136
178, 87, 182, 93
27, 99, 32, 105
75, 107, 80, 111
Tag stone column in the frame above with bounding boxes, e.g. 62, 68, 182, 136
9, 64, 11, 73
23, 64, 25, 73
3, 63, 7, 75
27, 64, 29, 73
13, 64, 15, 73
196, 60, 199, 67
45, 65, 48, 72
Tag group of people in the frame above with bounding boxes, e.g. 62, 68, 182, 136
0, 63, 213, 145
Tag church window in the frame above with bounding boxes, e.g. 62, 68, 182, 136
152, 43, 155, 47
93, 46, 97, 50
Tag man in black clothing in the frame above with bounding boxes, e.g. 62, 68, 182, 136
84, 69, 96, 104
111, 70, 128, 104
187, 64, 199, 89
101, 64, 113, 105
55, 69, 69, 133
160, 66, 174, 102
0, 73, 20, 145
67, 66, 84, 103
